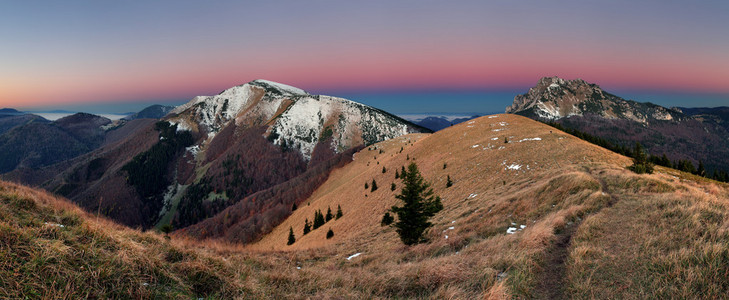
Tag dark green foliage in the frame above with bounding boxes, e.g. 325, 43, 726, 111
319, 126, 333, 142
371, 179, 378, 192
675, 159, 697, 174
395, 170, 399, 179
399, 147, 403, 153
292, 202, 297, 211
406, 154, 410, 160
160, 224, 173, 237
313, 210, 325, 229
326, 228, 334, 239
325, 206, 333, 222
287, 227, 295, 245
303, 219, 311, 235
697, 161, 706, 177
443, 163, 447, 169
446, 175, 453, 188
628, 142, 654, 174
504, 136, 509, 143
122, 122, 194, 201
391, 183, 396, 191
390, 163, 443, 245
364, 182, 369, 190
335, 205, 343, 219
382, 166, 387, 173
381, 212, 394, 226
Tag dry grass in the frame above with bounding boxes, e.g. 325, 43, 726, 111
3, 114, 729, 299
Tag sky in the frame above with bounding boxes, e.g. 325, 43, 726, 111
1, 0, 728, 114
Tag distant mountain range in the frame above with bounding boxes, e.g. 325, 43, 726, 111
400, 115, 481, 131
507, 76, 729, 172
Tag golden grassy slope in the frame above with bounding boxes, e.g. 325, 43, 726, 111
3, 113, 729, 299
248, 113, 729, 298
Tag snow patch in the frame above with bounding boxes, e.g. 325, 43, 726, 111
488, 115, 498, 118
347, 253, 362, 260
44, 222, 65, 228
505, 164, 522, 170
254, 79, 307, 95
516, 137, 542, 142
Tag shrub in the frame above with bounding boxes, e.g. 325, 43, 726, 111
326, 228, 334, 239
381, 212, 394, 226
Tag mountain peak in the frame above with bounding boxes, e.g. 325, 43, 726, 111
248, 79, 308, 96
507, 77, 678, 122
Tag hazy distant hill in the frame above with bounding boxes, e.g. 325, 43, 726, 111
123, 104, 175, 120
412, 115, 480, 131
0, 113, 115, 174
506, 77, 729, 173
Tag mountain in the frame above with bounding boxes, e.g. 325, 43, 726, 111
0, 113, 118, 174
0, 108, 24, 115
123, 104, 175, 120
35, 80, 429, 236
6, 114, 725, 298
414, 115, 480, 131
506, 76, 729, 173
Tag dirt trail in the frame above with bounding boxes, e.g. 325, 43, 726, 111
533, 170, 619, 299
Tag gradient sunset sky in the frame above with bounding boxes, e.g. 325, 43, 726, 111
1, 0, 727, 113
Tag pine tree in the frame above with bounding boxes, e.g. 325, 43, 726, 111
389, 163, 443, 245
292, 202, 297, 211
446, 175, 453, 188
697, 161, 706, 177
395, 169, 399, 179
406, 154, 410, 160
381, 212, 394, 226
628, 142, 653, 174
382, 166, 387, 173
326, 228, 334, 239
313, 210, 325, 229
325, 206, 333, 222
364, 182, 369, 190
504, 136, 509, 143
335, 205, 343, 219
443, 163, 447, 169
391, 183, 396, 191
303, 218, 311, 235
371, 179, 378, 192
287, 227, 295, 245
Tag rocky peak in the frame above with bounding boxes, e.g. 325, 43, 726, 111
506, 77, 682, 123
167, 80, 429, 161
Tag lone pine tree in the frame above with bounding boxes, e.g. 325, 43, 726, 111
389, 162, 443, 245
303, 218, 311, 235
287, 227, 295, 245
325, 206, 333, 222
335, 205, 343, 219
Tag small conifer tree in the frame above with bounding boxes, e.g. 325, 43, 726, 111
697, 161, 706, 177
335, 205, 343, 219
391, 183, 396, 191
325, 206, 333, 222
364, 182, 369, 190
504, 136, 509, 143
443, 163, 447, 169
382, 166, 387, 173
292, 202, 297, 211
446, 175, 453, 188
389, 163, 443, 245
326, 228, 334, 239
287, 227, 295, 245
395, 169, 399, 179
371, 179, 378, 192
628, 142, 654, 174
313, 210, 325, 229
160, 224, 173, 239
303, 219, 311, 235
381, 212, 394, 226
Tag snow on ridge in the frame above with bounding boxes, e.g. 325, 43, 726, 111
253, 79, 307, 95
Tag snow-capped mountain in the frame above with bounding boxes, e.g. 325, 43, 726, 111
506, 76, 681, 123
168, 79, 428, 160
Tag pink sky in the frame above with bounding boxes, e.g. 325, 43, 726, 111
1, 1, 727, 109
